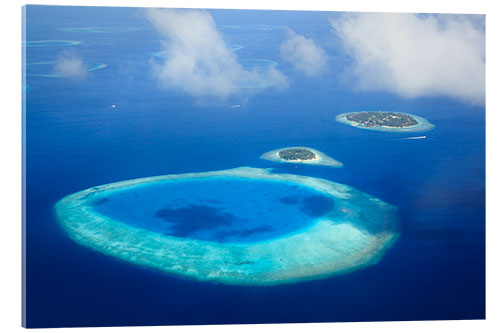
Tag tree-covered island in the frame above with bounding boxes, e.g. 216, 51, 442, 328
345, 111, 418, 128
278, 148, 316, 161
260, 147, 343, 167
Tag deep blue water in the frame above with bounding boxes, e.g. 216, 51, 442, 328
24, 5, 485, 328
92, 177, 335, 243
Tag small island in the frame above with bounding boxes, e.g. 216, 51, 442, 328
345, 111, 418, 128
278, 148, 317, 161
336, 111, 435, 132
261, 147, 343, 167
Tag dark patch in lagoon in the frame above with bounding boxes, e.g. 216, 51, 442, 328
204, 199, 220, 204
302, 196, 335, 217
92, 197, 109, 206
89, 176, 337, 243
279, 196, 299, 205
155, 204, 243, 237
280, 195, 335, 218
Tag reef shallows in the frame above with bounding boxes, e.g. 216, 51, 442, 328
55, 167, 398, 286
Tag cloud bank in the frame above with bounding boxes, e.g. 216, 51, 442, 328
145, 8, 287, 100
331, 13, 485, 104
280, 30, 327, 77
53, 51, 87, 79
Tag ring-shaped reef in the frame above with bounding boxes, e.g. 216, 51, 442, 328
231, 44, 244, 52
336, 111, 435, 132
240, 59, 278, 70
220, 24, 282, 31
235, 59, 280, 89
25, 61, 107, 78
58, 26, 145, 33
261, 147, 343, 167
23, 40, 82, 47
236, 77, 274, 89
151, 44, 244, 58
55, 167, 399, 286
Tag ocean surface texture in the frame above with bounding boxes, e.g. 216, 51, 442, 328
23, 6, 485, 328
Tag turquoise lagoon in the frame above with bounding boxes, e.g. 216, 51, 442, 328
55, 167, 399, 286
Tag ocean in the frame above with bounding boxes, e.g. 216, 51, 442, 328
23, 5, 485, 328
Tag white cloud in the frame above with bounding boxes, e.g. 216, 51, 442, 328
53, 51, 87, 79
145, 8, 287, 100
331, 13, 485, 104
280, 30, 327, 77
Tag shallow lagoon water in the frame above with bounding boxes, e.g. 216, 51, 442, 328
56, 167, 399, 286
92, 176, 335, 243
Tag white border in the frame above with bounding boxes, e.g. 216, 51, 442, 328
2, 1, 497, 332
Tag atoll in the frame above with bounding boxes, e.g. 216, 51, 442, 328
55, 167, 398, 286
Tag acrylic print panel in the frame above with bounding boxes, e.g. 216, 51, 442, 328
22, 5, 485, 328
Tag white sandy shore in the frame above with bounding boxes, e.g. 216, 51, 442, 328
260, 147, 343, 167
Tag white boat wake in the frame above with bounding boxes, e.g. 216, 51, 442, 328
400, 136, 427, 140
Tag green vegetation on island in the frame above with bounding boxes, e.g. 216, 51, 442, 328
278, 148, 316, 161
260, 146, 343, 167
345, 111, 418, 128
